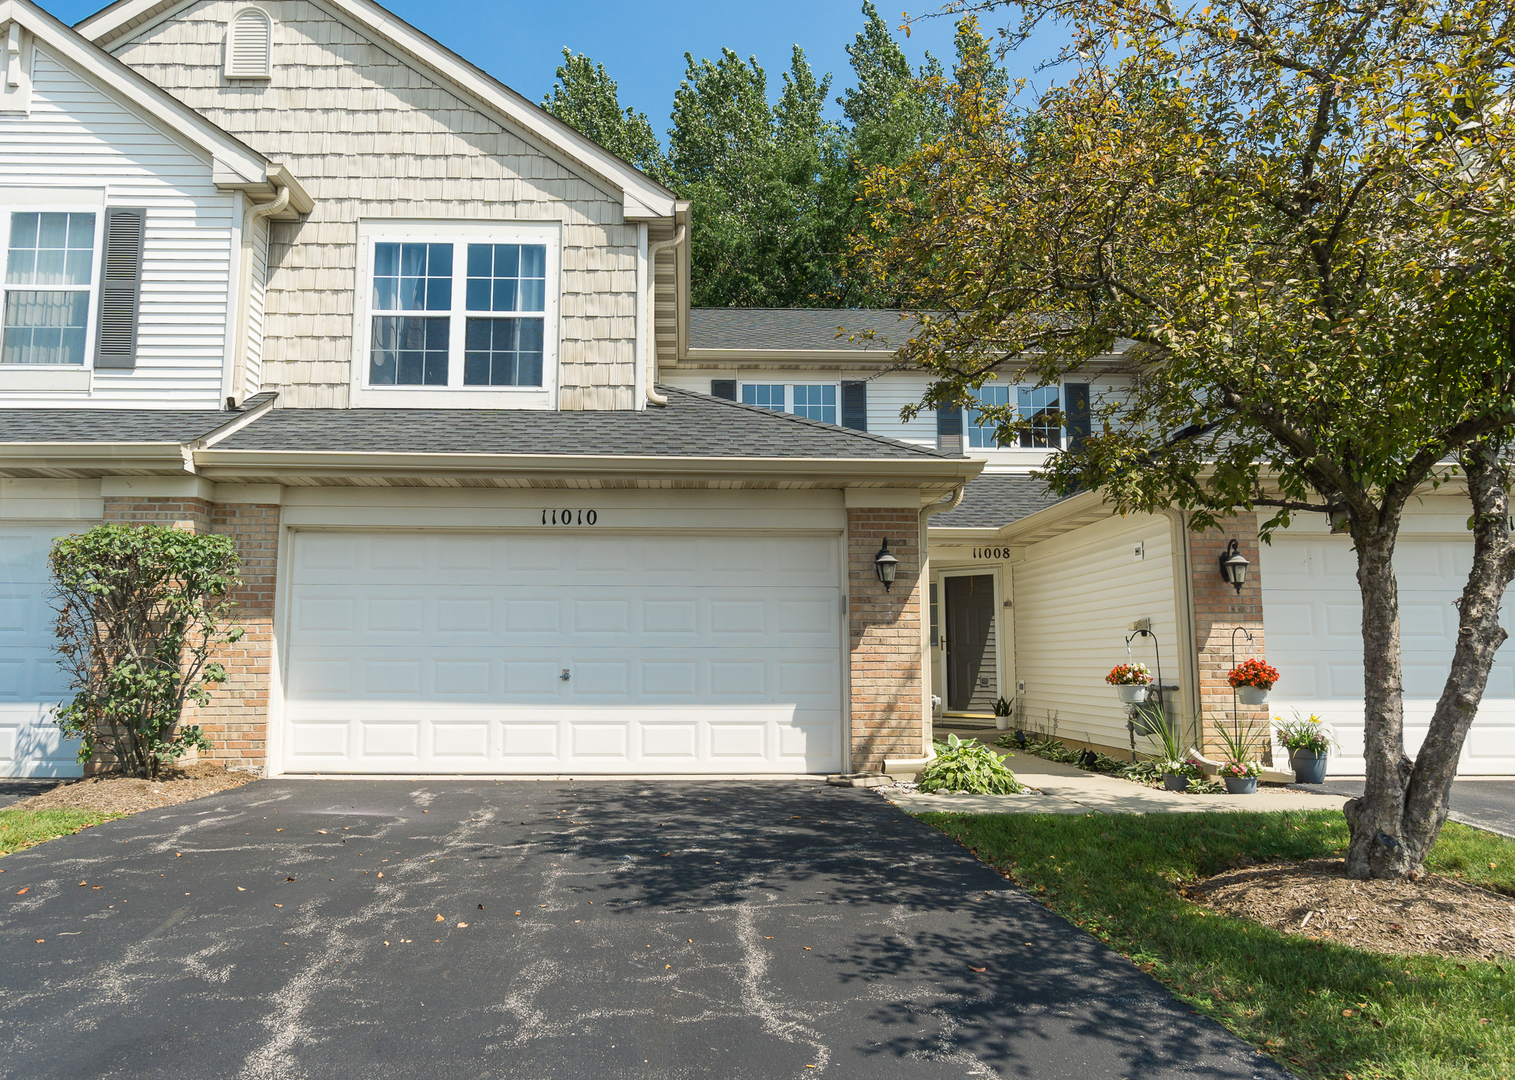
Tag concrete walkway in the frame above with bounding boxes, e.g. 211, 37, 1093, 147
888, 754, 1352, 816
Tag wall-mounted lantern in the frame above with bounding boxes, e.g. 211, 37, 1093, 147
874, 538, 899, 591
1218, 538, 1249, 594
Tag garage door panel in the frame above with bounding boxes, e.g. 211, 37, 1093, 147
288, 587, 836, 650
1263, 534, 1515, 775
283, 531, 845, 774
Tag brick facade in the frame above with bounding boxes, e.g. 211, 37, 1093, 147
99, 495, 279, 773
847, 507, 924, 771
1189, 517, 1269, 761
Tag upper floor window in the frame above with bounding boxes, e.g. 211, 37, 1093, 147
740, 381, 838, 425
965, 384, 1063, 449
355, 222, 559, 406
3, 211, 96, 366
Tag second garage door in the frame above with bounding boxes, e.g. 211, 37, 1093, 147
281, 530, 845, 774
1262, 535, 1515, 775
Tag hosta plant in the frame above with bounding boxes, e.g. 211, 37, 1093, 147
917, 733, 1026, 795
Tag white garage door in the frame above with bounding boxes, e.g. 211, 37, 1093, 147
282, 531, 845, 774
0, 525, 84, 777
1262, 536, 1515, 775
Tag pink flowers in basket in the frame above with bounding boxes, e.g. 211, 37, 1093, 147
1106, 662, 1154, 686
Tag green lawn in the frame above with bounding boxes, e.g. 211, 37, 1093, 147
0, 808, 123, 856
917, 810, 1514, 1080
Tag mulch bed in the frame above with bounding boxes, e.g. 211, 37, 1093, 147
7, 762, 258, 817
1188, 858, 1515, 960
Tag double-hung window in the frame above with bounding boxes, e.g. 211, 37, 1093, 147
739, 382, 838, 425
356, 223, 558, 406
2, 211, 96, 366
964, 384, 1064, 449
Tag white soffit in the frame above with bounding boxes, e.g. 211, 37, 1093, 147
76, 0, 678, 221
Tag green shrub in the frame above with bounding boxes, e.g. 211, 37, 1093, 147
917, 733, 1026, 794
50, 524, 243, 779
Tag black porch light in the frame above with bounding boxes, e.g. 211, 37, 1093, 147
1219, 538, 1249, 594
874, 538, 900, 591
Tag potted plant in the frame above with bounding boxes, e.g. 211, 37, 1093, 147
1228, 658, 1279, 705
993, 695, 1014, 731
1106, 662, 1154, 703
1218, 759, 1263, 794
1157, 758, 1200, 791
1275, 712, 1336, 784
1214, 716, 1265, 794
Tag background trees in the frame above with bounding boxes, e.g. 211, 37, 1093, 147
855, 0, 1515, 879
542, 2, 963, 307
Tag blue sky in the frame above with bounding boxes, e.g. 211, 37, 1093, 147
42, 1, 1068, 137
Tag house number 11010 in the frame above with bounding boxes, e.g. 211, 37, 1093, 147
542, 508, 598, 525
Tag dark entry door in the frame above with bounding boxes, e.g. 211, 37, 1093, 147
945, 574, 997, 711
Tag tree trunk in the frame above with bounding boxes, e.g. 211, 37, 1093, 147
1345, 439, 1515, 878
1343, 515, 1416, 879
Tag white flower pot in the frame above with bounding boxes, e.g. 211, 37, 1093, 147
995, 715, 1009, 730
1235, 685, 1269, 706
1116, 685, 1149, 704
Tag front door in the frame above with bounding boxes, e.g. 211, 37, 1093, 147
944, 574, 997, 712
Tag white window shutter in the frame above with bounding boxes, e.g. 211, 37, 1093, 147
224, 9, 272, 79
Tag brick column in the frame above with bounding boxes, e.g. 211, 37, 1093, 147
102, 496, 212, 533
200, 502, 280, 771
848, 507, 924, 771
96, 494, 279, 773
1189, 517, 1268, 760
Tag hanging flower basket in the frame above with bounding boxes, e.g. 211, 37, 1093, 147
1107, 662, 1153, 703
1228, 659, 1279, 705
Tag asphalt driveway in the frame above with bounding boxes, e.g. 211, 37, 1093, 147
0, 779, 1286, 1080
1291, 778, 1515, 837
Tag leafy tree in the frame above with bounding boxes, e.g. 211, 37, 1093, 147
50, 525, 244, 779
859, 0, 1515, 878
669, 46, 847, 306
542, 49, 666, 176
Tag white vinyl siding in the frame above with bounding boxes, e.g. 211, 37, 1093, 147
243, 212, 269, 398
1012, 514, 1182, 751
0, 47, 234, 407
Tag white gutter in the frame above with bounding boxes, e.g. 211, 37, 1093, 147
644, 224, 686, 407
229, 183, 291, 405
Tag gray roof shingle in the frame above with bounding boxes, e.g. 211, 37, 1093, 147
0, 409, 235, 444
215, 386, 953, 459
690, 308, 917, 352
931, 472, 1070, 528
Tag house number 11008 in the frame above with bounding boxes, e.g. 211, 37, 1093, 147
542, 509, 598, 525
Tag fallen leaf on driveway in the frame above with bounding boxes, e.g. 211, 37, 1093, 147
435, 914, 444, 922
457, 922, 468, 928
969, 966, 987, 973
35, 939, 43, 943
15, 888, 29, 895
285, 877, 295, 882
477, 904, 484, 910
276, 829, 283, 832
377, 873, 383, 878
237, 887, 246, 892
803, 947, 811, 951
275, 904, 283, 908
316, 830, 328, 835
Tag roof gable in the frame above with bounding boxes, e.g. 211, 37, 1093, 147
0, 0, 286, 189
76, 0, 677, 221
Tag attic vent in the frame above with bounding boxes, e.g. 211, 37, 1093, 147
224, 7, 273, 79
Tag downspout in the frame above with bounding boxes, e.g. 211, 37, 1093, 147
915, 484, 967, 757
643, 224, 686, 407
229, 183, 290, 407
1164, 507, 1202, 750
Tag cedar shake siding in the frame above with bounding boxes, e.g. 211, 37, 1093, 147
110, 0, 640, 409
